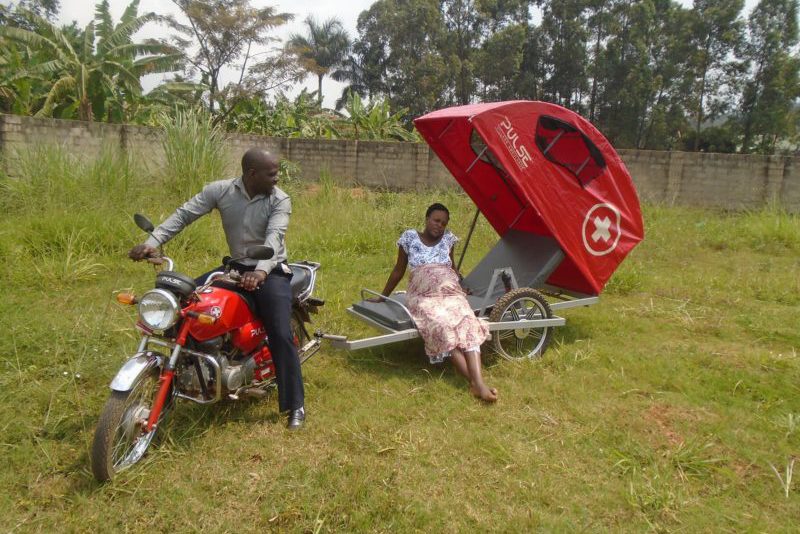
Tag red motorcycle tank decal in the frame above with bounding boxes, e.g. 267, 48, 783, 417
187, 287, 265, 345
231, 320, 267, 353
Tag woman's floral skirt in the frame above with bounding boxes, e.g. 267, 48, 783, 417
406, 263, 490, 363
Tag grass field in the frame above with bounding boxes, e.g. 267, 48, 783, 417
1, 144, 798, 532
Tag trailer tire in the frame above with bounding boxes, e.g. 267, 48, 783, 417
488, 288, 553, 361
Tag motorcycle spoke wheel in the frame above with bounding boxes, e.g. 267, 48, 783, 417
91, 369, 165, 482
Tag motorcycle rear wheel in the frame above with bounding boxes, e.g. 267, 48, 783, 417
91, 367, 167, 482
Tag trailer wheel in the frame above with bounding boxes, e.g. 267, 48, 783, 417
488, 288, 553, 361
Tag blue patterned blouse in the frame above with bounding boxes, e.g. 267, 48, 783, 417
397, 229, 459, 269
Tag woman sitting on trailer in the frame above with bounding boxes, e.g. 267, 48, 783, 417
370, 203, 496, 402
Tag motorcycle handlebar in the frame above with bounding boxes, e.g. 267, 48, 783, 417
202, 270, 242, 289
144, 255, 174, 271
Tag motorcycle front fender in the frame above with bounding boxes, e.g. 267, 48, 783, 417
109, 351, 165, 392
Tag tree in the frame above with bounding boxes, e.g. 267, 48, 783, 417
440, 0, 481, 105
686, 0, 744, 151
167, 0, 292, 112
330, 57, 370, 110
514, 23, 547, 101
0, 0, 60, 27
589, 0, 695, 149
353, 0, 454, 119
287, 16, 351, 106
636, 0, 694, 150
738, 0, 800, 153
539, 0, 589, 109
0, 39, 43, 115
584, 0, 613, 122
0, 1, 180, 121
474, 23, 526, 101
444, 0, 532, 104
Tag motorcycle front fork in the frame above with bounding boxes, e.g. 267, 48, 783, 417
145, 320, 193, 431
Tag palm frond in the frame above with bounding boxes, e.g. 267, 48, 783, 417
101, 60, 142, 92
109, 42, 178, 58
36, 75, 76, 116
82, 22, 96, 62
131, 53, 183, 75
47, 22, 80, 63
103, 11, 161, 53
0, 26, 59, 57
98, 71, 132, 100
120, 0, 142, 26
95, 0, 114, 41
22, 59, 65, 76
152, 81, 207, 94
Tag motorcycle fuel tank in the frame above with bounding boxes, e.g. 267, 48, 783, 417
188, 287, 265, 351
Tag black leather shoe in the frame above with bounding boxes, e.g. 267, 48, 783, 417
287, 408, 305, 430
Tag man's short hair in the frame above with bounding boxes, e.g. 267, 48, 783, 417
242, 148, 275, 173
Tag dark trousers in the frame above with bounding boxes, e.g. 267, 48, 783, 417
197, 265, 304, 412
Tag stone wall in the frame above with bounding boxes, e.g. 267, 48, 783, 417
1, 113, 797, 211
617, 149, 798, 210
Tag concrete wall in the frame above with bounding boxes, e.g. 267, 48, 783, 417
1, 113, 797, 212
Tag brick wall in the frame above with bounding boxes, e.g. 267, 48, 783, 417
1, 113, 798, 212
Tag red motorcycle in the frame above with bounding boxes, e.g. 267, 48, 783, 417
91, 214, 325, 482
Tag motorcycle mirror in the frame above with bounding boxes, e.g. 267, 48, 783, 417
133, 213, 155, 234
245, 245, 274, 260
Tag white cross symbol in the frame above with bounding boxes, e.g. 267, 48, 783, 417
591, 216, 612, 243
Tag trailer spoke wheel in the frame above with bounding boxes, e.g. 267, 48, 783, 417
488, 288, 553, 361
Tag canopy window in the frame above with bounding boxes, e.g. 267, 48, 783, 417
469, 129, 525, 212
535, 116, 606, 188
470, 129, 510, 177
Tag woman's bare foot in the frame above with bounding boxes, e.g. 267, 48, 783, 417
470, 383, 498, 403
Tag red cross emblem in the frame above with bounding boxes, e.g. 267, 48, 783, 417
582, 203, 621, 256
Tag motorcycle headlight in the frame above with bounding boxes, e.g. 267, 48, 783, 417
138, 289, 180, 331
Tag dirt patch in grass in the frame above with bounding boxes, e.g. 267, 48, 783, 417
644, 404, 685, 447
643, 403, 721, 452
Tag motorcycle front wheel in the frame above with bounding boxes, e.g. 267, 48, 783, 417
90, 367, 167, 482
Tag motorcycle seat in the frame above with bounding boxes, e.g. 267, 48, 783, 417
289, 264, 313, 301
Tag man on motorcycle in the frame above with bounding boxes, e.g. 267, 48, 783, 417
128, 148, 306, 430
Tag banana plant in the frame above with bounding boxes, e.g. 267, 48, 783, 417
0, 1, 181, 121
343, 92, 418, 141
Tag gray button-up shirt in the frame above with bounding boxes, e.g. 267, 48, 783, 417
144, 177, 291, 274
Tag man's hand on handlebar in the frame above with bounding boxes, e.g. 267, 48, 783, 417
240, 270, 267, 291
128, 244, 159, 261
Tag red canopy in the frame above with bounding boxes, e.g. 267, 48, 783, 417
414, 101, 644, 295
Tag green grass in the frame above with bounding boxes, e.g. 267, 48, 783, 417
0, 145, 798, 532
